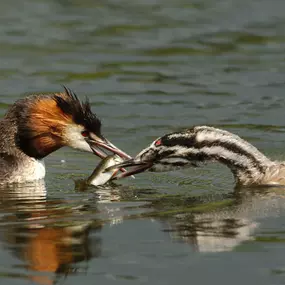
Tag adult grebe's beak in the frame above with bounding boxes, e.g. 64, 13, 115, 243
105, 158, 152, 179
86, 137, 132, 160
86, 137, 134, 177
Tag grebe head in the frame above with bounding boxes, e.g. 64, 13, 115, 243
107, 131, 196, 178
14, 86, 130, 160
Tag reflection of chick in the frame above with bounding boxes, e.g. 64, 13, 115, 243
166, 214, 257, 253
160, 188, 285, 253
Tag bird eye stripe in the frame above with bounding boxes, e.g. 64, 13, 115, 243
163, 136, 195, 148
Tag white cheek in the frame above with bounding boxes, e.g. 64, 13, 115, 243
70, 139, 92, 152
65, 125, 92, 152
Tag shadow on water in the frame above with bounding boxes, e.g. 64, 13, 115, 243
0, 180, 285, 284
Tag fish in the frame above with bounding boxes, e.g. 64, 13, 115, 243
87, 154, 124, 186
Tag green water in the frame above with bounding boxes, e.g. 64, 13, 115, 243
1, 0, 285, 284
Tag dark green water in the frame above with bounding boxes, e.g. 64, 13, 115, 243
1, 0, 285, 284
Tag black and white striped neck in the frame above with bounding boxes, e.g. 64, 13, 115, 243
155, 126, 275, 186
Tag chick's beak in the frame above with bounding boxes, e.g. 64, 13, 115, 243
105, 159, 153, 179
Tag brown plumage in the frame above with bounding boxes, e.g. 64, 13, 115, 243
0, 86, 130, 184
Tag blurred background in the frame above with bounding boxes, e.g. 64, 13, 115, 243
1, 0, 285, 284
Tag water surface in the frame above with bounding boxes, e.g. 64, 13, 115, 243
1, 0, 285, 284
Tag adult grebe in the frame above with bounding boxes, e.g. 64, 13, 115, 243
0, 86, 130, 184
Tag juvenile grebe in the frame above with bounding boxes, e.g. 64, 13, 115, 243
110, 126, 284, 187
0, 86, 130, 184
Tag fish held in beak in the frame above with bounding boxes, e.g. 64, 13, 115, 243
86, 136, 134, 177
87, 154, 124, 186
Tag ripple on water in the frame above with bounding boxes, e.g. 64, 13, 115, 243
1, 0, 285, 284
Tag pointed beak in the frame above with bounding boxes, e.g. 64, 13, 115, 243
105, 159, 153, 179
86, 137, 132, 160
86, 137, 135, 177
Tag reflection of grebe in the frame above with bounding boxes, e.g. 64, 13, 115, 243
164, 211, 258, 253
113, 126, 285, 187
0, 182, 102, 285
0, 87, 130, 184
160, 188, 285, 253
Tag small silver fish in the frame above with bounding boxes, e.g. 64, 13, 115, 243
87, 155, 124, 186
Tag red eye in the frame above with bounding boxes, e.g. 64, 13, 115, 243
155, 139, 162, 146
81, 130, 89, 137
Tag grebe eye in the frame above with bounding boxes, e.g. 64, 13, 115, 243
81, 130, 89, 137
155, 139, 162, 147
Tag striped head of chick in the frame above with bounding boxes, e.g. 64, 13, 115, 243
108, 126, 272, 181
